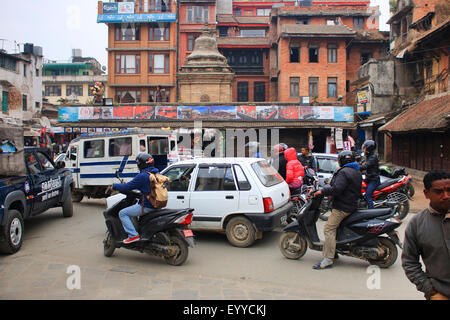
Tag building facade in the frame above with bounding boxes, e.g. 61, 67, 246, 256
42, 50, 108, 105
98, 0, 178, 103
0, 44, 43, 122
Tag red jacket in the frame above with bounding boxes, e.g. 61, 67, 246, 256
284, 148, 304, 184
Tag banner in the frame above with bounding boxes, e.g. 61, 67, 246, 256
58, 105, 354, 122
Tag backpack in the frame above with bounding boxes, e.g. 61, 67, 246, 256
146, 173, 170, 208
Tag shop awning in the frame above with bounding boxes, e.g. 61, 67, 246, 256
379, 93, 450, 133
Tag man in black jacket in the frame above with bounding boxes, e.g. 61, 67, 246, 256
298, 146, 317, 172
312, 150, 362, 269
269, 143, 288, 180
359, 140, 380, 209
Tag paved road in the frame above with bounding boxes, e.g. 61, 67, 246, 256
0, 194, 424, 300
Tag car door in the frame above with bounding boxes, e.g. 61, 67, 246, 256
189, 164, 239, 229
162, 164, 196, 210
35, 150, 63, 209
24, 150, 49, 214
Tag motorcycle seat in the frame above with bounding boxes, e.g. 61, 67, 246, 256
375, 178, 403, 191
341, 208, 392, 226
142, 208, 194, 219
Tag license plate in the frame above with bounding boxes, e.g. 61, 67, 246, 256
280, 215, 287, 223
183, 229, 194, 237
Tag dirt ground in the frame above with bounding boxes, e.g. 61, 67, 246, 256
409, 178, 429, 214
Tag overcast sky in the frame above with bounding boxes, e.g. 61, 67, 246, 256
0, 0, 391, 72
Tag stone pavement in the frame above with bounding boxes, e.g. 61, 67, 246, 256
0, 251, 382, 300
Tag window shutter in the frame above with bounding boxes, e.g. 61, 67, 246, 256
149, 54, 153, 73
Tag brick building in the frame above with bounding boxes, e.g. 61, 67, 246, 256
98, 0, 178, 103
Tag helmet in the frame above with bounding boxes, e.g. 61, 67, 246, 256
338, 150, 355, 167
271, 143, 288, 155
362, 140, 376, 154
136, 153, 154, 171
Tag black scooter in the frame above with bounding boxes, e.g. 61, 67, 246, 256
103, 173, 195, 266
279, 191, 403, 268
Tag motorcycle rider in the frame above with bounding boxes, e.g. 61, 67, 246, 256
312, 150, 362, 269
360, 140, 380, 209
112, 153, 159, 244
269, 143, 288, 180
284, 147, 304, 195
298, 146, 317, 172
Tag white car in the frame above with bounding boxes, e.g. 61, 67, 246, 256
160, 157, 293, 247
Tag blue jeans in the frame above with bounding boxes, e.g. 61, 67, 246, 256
119, 204, 152, 238
365, 178, 381, 209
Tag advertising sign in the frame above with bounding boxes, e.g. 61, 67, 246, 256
278, 106, 299, 120
58, 107, 79, 122
118, 2, 135, 14
357, 90, 369, 104
314, 106, 334, 120
78, 107, 94, 120
335, 128, 344, 149
334, 107, 354, 122
236, 106, 256, 120
102, 2, 118, 14
97, 13, 177, 23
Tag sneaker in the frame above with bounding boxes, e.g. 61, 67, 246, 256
123, 235, 140, 244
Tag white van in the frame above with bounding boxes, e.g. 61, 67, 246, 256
65, 129, 178, 202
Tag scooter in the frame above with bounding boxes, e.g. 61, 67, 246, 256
279, 190, 403, 268
102, 172, 195, 266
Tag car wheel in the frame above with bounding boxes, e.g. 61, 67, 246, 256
225, 216, 256, 248
0, 210, 24, 254
72, 191, 83, 203
62, 192, 74, 218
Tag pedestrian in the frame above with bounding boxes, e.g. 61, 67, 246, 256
359, 140, 380, 209
401, 170, 450, 300
312, 150, 362, 269
269, 143, 288, 180
298, 146, 317, 172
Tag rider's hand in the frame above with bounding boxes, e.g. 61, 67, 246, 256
313, 190, 322, 197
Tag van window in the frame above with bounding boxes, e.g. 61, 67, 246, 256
195, 166, 237, 191
84, 140, 105, 158
109, 137, 132, 157
251, 160, 283, 187
148, 137, 169, 155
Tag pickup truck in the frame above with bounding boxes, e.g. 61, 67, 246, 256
0, 147, 74, 254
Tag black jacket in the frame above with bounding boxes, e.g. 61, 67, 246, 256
270, 153, 287, 180
322, 162, 362, 213
298, 154, 317, 171
360, 153, 380, 181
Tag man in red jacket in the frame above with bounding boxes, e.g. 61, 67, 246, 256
284, 147, 304, 194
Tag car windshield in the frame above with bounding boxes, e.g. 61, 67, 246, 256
317, 157, 339, 174
251, 160, 284, 187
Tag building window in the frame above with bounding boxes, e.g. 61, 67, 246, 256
327, 77, 337, 98
326, 18, 338, 25
290, 77, 300, 97
115, 54, 141, 74
148, 54, 169, 74
23, 64, 27, 77
44, 85, 61, 96
309, 77, 318, 98
149, 0, 170, 12
149, 87, 170, 102
115, 23, 140, 41
149, 23, 170, 41
218, 27, 228, 37
237, 82, 249, 102
425, 59, 433, 79
187, 34, 200, 51
187, 6, 209, 23
354, 17, 364, 30
0, 55, 17, 71
296, 18, 310, 25
361, 51, 373, 65
346, 80, 350, 93
115, 89, 142, 103
36, 68, 39, 77
240, 29, 265, 37
256, 8, 271, 16
327, 43, 337, 63
309, 43, 319, 63
66, 85, 83, 97
290, 45, 300, 63
35, 102, 40, 111
22, 94, 27, 111
254, 82, 266, 102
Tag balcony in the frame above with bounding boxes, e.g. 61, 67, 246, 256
98, 1, 176, 23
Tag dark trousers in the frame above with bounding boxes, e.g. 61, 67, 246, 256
365, 178, 381, 209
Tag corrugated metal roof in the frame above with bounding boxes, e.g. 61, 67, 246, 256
379, 93, 450, 132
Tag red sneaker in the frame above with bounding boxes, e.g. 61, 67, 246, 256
123, 235, 140, 244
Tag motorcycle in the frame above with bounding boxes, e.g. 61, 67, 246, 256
279, 189, 403, 268
102, 171, 195, 266
379, 166, 415, 197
